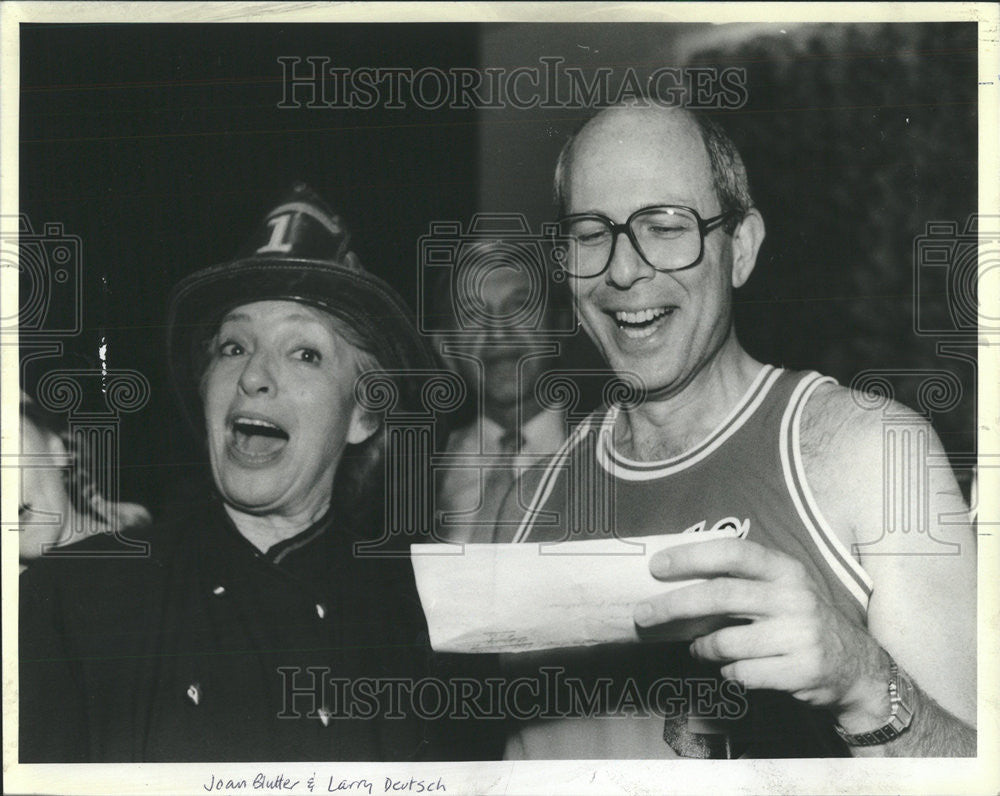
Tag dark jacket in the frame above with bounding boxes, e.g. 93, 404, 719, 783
19, 497, 438, 762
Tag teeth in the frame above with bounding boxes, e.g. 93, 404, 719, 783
614, 307, 669, 325
622, 324, 658, 340
230, 415, 289, 457
231, 416, 289, 442
233, 417, 281, 431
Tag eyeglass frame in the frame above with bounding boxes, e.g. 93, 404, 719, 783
555, 205, 737, 279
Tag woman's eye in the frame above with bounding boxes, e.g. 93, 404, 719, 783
294, 348, 322, 364
218, 340, 244, 357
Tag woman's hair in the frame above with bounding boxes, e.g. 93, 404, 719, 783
323, 312, 388, 536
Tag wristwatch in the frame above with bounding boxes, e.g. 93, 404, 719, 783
834, 660, 915, 746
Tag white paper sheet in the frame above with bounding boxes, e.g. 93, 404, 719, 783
411, 529, 741, 653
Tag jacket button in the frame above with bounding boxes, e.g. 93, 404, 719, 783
315, 603, 326, 619
186, 683, 202, 705
212, 585, 226, 596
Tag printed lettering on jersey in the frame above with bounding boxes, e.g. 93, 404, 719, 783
681, 516, 750, 538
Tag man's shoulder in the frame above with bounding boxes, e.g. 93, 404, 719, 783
798, 378, 933, 460
795, 377, 950, 547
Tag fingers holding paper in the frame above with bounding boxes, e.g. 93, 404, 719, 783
634, 538, 887, 713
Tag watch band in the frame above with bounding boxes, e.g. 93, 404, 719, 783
834, 660, 915, 746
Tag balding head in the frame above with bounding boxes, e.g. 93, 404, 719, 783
554, 105, 753, 233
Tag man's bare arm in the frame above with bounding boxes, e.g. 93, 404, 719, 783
639, 383, 976, 757
802, 384, 976, 756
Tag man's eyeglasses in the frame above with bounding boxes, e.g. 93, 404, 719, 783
555, 205, 735, 279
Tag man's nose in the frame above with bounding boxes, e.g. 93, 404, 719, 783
605, 229, 654, 289
238, 351, 276, 396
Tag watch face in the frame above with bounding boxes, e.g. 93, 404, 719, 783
836, 664, 915, 746
894, 669, 916, 731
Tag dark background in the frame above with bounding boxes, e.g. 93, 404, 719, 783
19, 22, 979, 516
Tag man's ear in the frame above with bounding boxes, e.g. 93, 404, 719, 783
347, 406, 379, 445
730, 208, 765, 289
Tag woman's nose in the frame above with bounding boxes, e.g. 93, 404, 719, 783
238, 351, 276, 395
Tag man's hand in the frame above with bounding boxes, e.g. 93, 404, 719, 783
634, 537, 891, 728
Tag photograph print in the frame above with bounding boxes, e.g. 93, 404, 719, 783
3, 4, 997, 795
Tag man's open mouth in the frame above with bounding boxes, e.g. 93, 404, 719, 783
612, 306, 675, 340
229, 415, 290, 460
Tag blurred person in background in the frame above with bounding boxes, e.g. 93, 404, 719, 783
433, 240, 567, 543
17, 390, 151, 572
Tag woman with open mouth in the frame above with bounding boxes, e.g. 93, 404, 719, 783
20, 184, 442, 762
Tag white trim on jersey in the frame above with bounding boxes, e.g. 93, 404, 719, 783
781, 373, 874, 609
597, 364, 781, 481
513, 363, 778, 542
510, 414, 603, 544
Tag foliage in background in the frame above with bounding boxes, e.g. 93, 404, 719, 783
692, 23, 978, 486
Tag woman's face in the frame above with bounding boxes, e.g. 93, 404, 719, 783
201, 300, 376, 521
19, 417, 72, 561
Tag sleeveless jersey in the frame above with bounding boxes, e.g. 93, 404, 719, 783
499, 365, 873, 759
